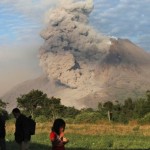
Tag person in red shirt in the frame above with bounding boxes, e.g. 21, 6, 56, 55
50, 119, 69, 150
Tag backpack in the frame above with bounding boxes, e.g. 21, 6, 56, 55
27, 116, 36, 135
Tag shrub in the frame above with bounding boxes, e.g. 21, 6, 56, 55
64, 118, 75, 124
138, 112, 150, 124
75, 112, 102, 123
35, 115, 47, 122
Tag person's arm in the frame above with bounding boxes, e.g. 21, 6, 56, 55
59, 132, 64, 140
50, 132, 56, 142
60, 132, 69, 144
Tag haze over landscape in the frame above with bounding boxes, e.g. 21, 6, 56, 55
0, 0, 150, 110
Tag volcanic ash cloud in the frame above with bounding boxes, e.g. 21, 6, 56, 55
39, 0, 111, 89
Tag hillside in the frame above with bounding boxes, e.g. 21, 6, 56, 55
2, 0, 150, 111
2, 75, 52, 111
2, 38, 150, 111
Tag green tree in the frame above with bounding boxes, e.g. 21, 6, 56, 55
113, 100, 121, 111
17, 89, 47, 118
103, 101, 113, 121
145, 90, 150, 113
146, 90, 150, 101
112, 101, 122, 122
97, 102, 103, 112
103, 101, 113, 111
124, 98, 134, 110
41, 97, 64, 120
62, 106, 80, 118
0, 99, 8, 120
133, 90, 150, 119
0, 99, 7, 110
133, 98, 146, 118
122, 98, 134, 120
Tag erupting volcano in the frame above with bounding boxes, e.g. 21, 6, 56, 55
2, 0, 150, 111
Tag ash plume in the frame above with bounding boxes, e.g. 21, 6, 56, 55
39, 0, 111, 90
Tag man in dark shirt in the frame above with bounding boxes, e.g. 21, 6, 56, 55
0, 114, 6, 150
12, 108, 31, 150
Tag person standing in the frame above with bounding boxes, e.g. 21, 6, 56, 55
50, 118, 69, 150
0, 114, 6, 150
12, 108, 31, 150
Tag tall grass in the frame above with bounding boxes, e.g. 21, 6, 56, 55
5, 121, 150, 149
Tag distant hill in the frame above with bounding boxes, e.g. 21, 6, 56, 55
2, 38, 150, 112
2, 75, 52, 111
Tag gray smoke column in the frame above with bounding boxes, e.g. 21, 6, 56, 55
39, 0, 111, 89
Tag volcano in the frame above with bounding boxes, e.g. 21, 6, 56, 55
2, 38, 150, 111
2, 0, 150, 111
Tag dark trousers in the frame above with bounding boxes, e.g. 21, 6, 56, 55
0, 138, 6, 150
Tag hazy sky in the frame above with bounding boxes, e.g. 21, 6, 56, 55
0, 0, 149, 96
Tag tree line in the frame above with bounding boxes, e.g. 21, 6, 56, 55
0, 90, 150, 124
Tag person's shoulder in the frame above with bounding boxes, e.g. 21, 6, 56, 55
20, 114, 25, 118
50, 131, 56, 136
50, 131, 56, 139
18, 114, 27, 121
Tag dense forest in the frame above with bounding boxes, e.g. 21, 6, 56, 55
0, 90, 150, 124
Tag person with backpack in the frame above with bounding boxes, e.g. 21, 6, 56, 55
12, 108, 32, 150
50, 118, 69, 150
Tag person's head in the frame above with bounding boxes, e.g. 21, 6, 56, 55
12, 108, 21, 119
52, 118, 66, 135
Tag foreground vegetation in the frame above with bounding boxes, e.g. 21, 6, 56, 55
5, 121, 150, 149
1, 90, 150, 124
1, 90, 150, 149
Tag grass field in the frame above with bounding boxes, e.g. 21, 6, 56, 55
5, 121, 150, 150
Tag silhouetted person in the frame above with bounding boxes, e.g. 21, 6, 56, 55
0, 114, 6, 150
12, 108, 31, 150
50, 118, 69, 150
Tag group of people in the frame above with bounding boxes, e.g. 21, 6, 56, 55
0, 108, 69, 150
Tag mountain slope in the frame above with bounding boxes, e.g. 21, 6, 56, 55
2, 1, 150, 111
2, 75, 53, 111
2, 38, 150, 111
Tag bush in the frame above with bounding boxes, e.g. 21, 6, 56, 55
75, 112, 102, 123
138, 112, 150, 124
0, 109, 9, 120
35, 115, 47, 122
62, 107, 80, 118
64, 118, 75, 124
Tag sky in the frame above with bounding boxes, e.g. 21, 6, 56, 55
0, 0, 150, 96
